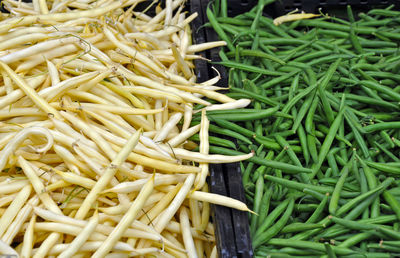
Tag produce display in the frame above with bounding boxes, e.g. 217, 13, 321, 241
195, 0, 400, 256
0, 0, 255, 257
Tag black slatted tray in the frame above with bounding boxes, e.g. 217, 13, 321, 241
0, 0, 250, 256
192, 0, 400, 257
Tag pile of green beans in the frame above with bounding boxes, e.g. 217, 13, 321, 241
192, 1, 400, 256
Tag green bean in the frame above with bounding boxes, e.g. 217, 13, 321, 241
213, 60, 284, 76
306, 192, 329, 224
219, 49, 230, 62
287, 73, 299, 99
324, 242, 337, 258
188, 134, 236, 149
303, 188, 327, 200
382, 190, 400, 221
265, 175, 333, 194
351, 62, 381, 71
244, 13, 292, 38
212, 118, 256, 138
361, 17, 400, 27
346, 5, 355, 23
329, 159, 352, 214
216, 17, 252, 25
206, 5, 235, 51
253, 198, 295, 248
376, 226, 400, 240
284, 61, 313, 71
260, 70, 300, 89
205, 107, 280, 122
330, 216, 376, 231
368, 8, 400, 17
281, 223, 324, 234
367, 243, 400, 253
359, 169, 369, 219
219, 23, 241, 35
340, 125, 352, 158
210, 146, 311, 174
252, 166, 266, 184
243, 161, 256, 187
199, 108, 281, 117
349, 27, 363, 55
271, 131, 298, 140
257, 186, 273, 226
366, 71, 400, 83
292, 90, 316, 132
290, 216, 333, 241
346, 184, 393, 222
358, 12, 375, 21
380, 203, 394, 213
319, 29, 349, 38
344, 113, 370, 159
225, 92, 252, 99
254, 136, 302, 153
267, 239, 357, 256
319, 58, 343, 123
281, 41, 316, 62
220, 0, 227, 18
360, 80, 400, 102
254, 197, 291, 237
275, 135, 302, 168
365, 160, 400, 174
317, 124, 352, 147
259, 251, 318, 257
339, 232, 374, 248
286, 20, 304, 37
306, 128, 319, 162
316, 225, 352, 240
364, 122, 400, 133
336, 177, 394, 217
226, 49, 286, 65
305, 93, 320, 133
208, 124, 253, 145
374, 142, 399, 162
241, 38, 308, 47
359, 214, 398, 224
319, 178, 359, 192
298, 19, 375, 34
250, 175, 264, 236
310, 106, 346, 179
339, 93, 399, 111
297, 125, 310, 166
381, 240, 400, 247
272, 83, 318, 133
380, 131, 396, 148
238, 144, 250, 154
345, 253, 391, 258
294, 50, 332, 63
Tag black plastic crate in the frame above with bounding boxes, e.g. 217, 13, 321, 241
195, 0, 400, 257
